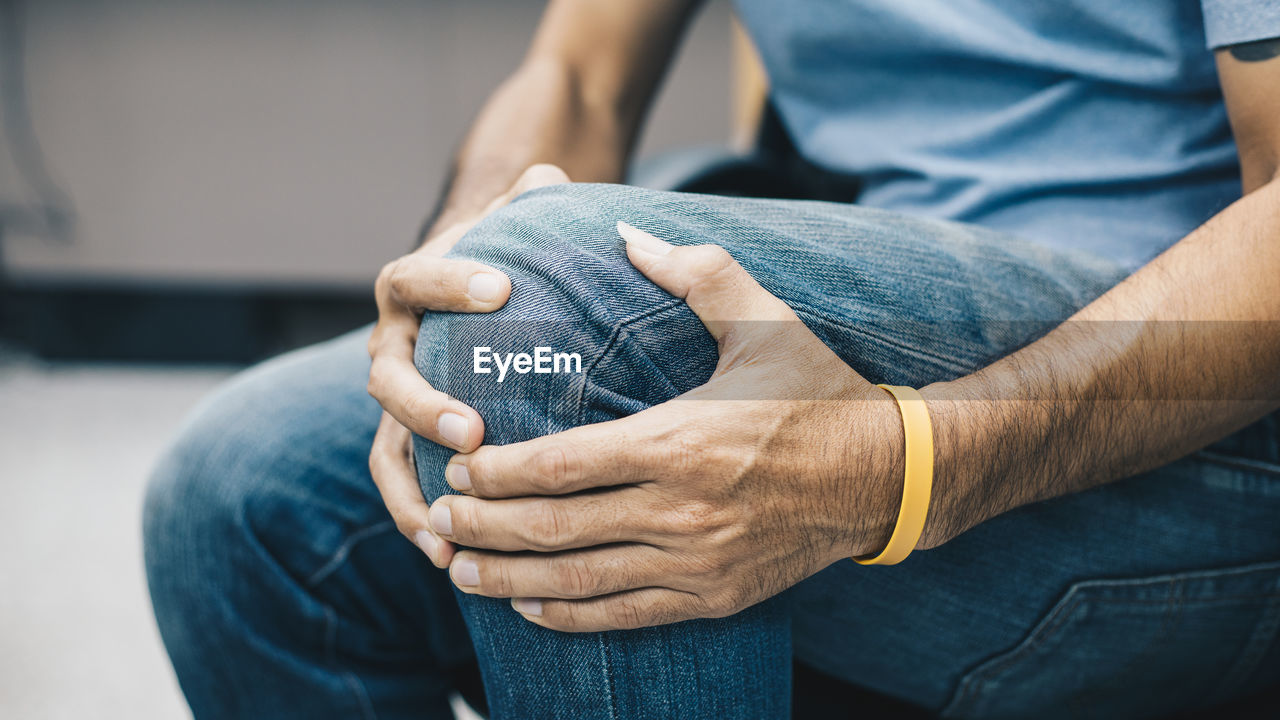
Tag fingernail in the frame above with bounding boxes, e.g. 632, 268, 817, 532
512, 598, 543, 617
438, 412, 469, 448
617, 221, 672, 256
428, 504, 452, 535
452, 558, 480, 587
445, 463, 472, 491
467, 272, 504, 302
414, 530, 438, 559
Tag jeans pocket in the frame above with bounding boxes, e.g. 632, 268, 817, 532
1195, 412, 1280, 477
941, 561, 1280, 719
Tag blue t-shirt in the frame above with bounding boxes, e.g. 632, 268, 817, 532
733, 0, 1280, 269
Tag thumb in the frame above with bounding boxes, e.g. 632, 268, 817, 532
617, 221, 798, 345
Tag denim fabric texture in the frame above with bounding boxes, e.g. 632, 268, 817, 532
146, 183, 1280, 719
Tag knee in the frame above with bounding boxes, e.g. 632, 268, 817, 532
411, 183, 719, 490
143, 379, 279, 601
143, 384, 268, 657
147, 332, 378, 582
415, 183, 719, 410
144, 358, 376, 619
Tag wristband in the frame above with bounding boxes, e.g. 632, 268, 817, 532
853, 384, 934, 566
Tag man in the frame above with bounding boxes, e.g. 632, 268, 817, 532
145, 0, 1280, 717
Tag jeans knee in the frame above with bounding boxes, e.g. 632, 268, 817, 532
143, 383, 281, 602
416, 183, 720, 409
143, 389, 264, 654
145, 338, 381, 626
411, 183, 720, 494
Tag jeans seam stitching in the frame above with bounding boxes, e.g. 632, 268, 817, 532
307, 522, 395, 720
572, 296, 679, 720
791, 308, 975, 375
1067, 593, 1280, 606
1192, 450, 1280, 478
305, 520, 398, 588
944, 590, 1086, 716
322, 603, 379, 720
1081, 578, 1183, 710
1215, 587, 1280, 698
574, 298, 687, 426
600, 633, 620, 720
943, 564, 1280, 716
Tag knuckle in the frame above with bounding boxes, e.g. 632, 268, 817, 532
375, 260, 394, 287
375, 260, 401, 297
525, 502, 572, 550
531, 445, 578, 492
425, 263, 458, 302
705, 588, 741, 618
365, 368, 385, 400
552, 557, 599, 597
449, 499, 477, 541
691, 560, 733, 594
386, 259, 412, 296
665, 436, 702, 478
464, 454, 492, 494
488, 559, 515, 596
668, 499, 724, 535
387, 256, 450, 308
610, 597, 647, 629
688, 245, 735, 277
553, 601, 578, 630
399, 392, 434, 430
522, 163, 569, 187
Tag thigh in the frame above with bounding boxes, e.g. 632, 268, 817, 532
792, 441, 1280, 718
145, 328, 472, 718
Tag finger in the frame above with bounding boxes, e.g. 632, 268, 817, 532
422, 164, 571, 253
367, 298, 485, 452
367, 343, 486, 452
512, 588, 709, 632
617, 221, 799, 340
449, 544, 676, 599
369, 412, 456, 567
427, 486, 664, 551
483, 163, 571, 215
376, 253, 511, 314
444, 415, 660, 498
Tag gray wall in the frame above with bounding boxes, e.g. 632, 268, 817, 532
1, 0, 732, 290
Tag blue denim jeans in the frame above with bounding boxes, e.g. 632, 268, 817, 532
145, 183, 1280, 719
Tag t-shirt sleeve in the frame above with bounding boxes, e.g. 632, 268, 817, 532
1201, 0, 1280, 49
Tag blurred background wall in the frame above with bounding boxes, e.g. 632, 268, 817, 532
0, 0, 734, 361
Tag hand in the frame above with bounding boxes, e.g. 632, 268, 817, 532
367, 164, 569, 565
424, 222, 908, 632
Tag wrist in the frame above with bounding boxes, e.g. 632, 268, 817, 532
835, 383, 905, 558
914, 377, 1012, 550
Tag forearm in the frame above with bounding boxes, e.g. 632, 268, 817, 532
920, 178, 1280, 548
423, 0, 702, 243
425, 59, 629, 238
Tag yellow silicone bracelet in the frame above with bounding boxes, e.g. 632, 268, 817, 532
853, 384, 934, 566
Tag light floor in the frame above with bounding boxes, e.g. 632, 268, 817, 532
1, 358, 228, 719
0, 356, 479, 719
